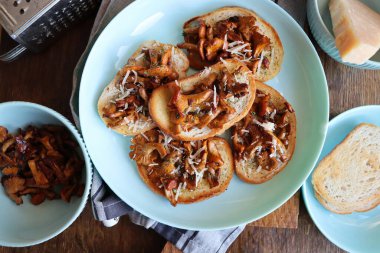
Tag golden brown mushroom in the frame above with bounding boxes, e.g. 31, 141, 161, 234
0, 126, 8, 143
132, 143, 167, 166
207, 141, 224, 168
170, 88, 213, 115
205, 38, 224, 61
161, 49, 172, 66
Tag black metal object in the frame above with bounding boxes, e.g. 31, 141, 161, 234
0, 0, 101, 62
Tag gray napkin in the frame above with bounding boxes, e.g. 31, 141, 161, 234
70, 1, 245, 252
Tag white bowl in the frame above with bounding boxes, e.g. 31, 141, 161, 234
307, 0, 380, 69
0, 101, 92, 247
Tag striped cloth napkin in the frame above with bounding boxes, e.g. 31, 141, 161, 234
70, 0, 245, 252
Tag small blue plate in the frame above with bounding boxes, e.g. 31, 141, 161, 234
302, 105, 380, 253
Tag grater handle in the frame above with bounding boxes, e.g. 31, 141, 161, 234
0, 44, 27, 62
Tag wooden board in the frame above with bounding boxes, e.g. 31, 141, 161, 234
161, 193, 300, 253
248, 192, 300, 228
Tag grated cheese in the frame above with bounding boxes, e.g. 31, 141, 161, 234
220, 57, 229, 68
135, 53, 145, 60
136, 105, 144, 113
141, 132, 149, 141
132, 123, 139, 132
256, 145, 263, 155
241, 129, 249, 133
171, 46, 175, 64
122, 70, 131, 85
200, 67, 212, 78
223, 33, 228, 50
190, 163, 207, 187
190, 146, 206, 159
226, 43, 250, 55
256, 52, 264, 75
269, 137, 278, 158
234, 71, 249, 84
175, 80, 180, 86
132, 70, 138, 84
228, 41, 244, 47
116, 88, 134, 101
174, 182, 183, 201
148, 163, 159, 167
270, 109, 277, 120
253, 118, 275, 132
279, 145, 285, 154
171, 164, 181, 175
169, 144, 184, 154
187, 157, 199, 166
272, 137, 277, 156
256, 165, 262, 173
213, 85, 217, 108
123, 117, 130, 124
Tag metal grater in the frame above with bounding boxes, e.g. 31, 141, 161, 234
0, 0, 101, 62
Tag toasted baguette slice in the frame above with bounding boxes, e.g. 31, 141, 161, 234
130, 129, 234, 205
98, 40, 189, 136
181, 6, 283, 82
312, 123, 380, 214
149, 59, 256, 141
233, 81, 296, 184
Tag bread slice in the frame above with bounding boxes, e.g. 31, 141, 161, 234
97, 40, 189, 136
149, 58, 256, 141
312, 123, 380, 214
130, 129, 234, 205
181, 6, 283, 82
233, 81, 296, 184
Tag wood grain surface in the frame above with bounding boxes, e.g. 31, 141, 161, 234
0, 0, 379, 252
248, 192, 299, 229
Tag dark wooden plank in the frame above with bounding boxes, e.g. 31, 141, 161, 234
248, 192, 299, 229
228, 201, 345, 253
277, 0, 307, 27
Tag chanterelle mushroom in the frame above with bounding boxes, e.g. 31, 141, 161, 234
169, 86, 213, 114
132, 143, 167, 166
0, 126, 8, 144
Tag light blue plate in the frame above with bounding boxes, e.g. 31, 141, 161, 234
302, 105, 380, 253
79, 0, 329, 230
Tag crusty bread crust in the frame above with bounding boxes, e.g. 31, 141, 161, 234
234, 81, 296, 184
149, 59, 256, 141
183, 6, 284, 82
312, 123, 380, 214
97, 40, 189, 136
136, 137, 234, 204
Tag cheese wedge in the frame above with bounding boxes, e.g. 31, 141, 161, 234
329, 0, 380, 64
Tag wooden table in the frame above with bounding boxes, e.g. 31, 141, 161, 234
0, 2, 379, 252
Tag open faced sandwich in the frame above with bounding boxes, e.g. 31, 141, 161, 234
129, 128, 233, 206
98, 40, 189, 135
149, 58, 256, 141
178, 6, 284, 82
232, 81, 296, 184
